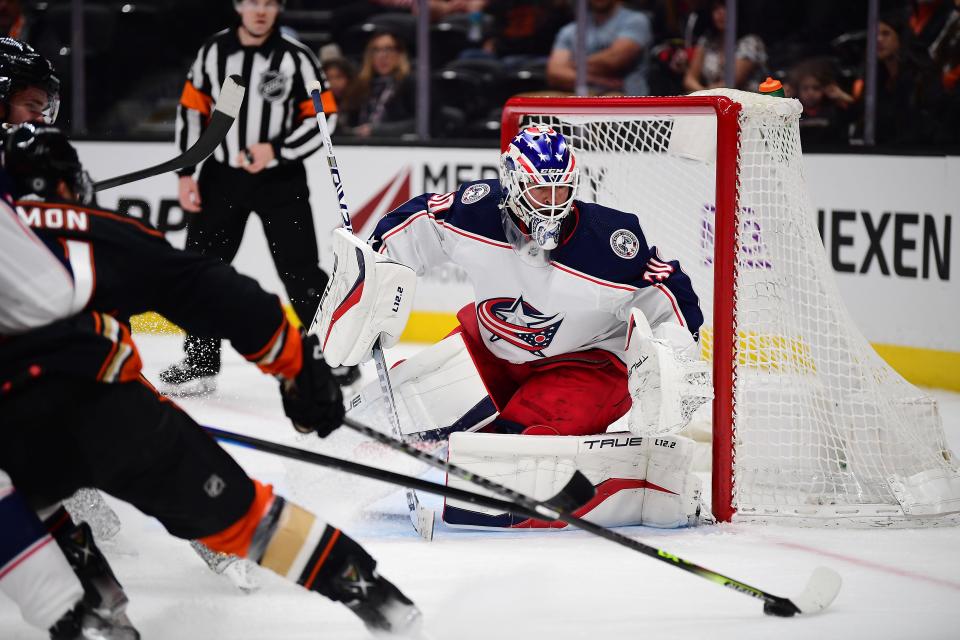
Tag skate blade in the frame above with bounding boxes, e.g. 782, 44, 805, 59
157, 376, 217, 397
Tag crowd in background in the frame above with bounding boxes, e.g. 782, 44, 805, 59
5, 0, 960, 148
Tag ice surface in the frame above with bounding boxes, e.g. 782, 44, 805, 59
2, 334, 959, 639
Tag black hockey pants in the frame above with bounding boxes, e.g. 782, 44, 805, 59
0, 376, 255, 540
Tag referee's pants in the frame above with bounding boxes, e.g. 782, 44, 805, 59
181, 160, 328, 372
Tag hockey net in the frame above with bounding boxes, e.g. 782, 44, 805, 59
501, 90, 960, 526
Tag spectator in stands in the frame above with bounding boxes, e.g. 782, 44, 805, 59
421, 0, 487, 21
339, 30, 415, 138
789, 58, 854, 146
0, 0, 24, 39
852, 9, 944, 146
682, 0, 767, 93
929, 0, 960, 91
322, 57, 356, 108
910, 0, 954, 47
546, 0, 653, 95
481, 0, 572, 68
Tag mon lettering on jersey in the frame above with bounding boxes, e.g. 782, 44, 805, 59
2, 200, 303, 390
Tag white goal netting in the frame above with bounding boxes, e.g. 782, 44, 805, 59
511, 90, 960, 525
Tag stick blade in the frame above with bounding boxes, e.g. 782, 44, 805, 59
544, 470, 596, 513
790, 567, 842, 615
406, 489, 436, 542
215, 74, 246, 119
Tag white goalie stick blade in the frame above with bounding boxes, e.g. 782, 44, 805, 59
791, 567, 842, 615
93, 75, 246, 192
407, 488, 435, 541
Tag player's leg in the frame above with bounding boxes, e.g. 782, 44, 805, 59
0, 470, 85, 636
498, 353, 631, 437
0, 377, 420, 635
160, 162, 253, 395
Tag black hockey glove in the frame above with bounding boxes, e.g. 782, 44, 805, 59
280, 332, 345, 437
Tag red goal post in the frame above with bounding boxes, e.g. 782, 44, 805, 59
500, 93, 960, 526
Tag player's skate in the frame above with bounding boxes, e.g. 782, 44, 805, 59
332, 562, 422, 637
190, 540, 261, 593
157, 357, 218, 396
47, 513, 140, 639
49, 600, 140, 640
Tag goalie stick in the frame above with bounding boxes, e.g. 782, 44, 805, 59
340, 417, 842, 618
93, 75, 246, 192
206, 423, 840, 616
305, 80, 435, 541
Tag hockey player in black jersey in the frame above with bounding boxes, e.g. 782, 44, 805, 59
0, 124, 421, 637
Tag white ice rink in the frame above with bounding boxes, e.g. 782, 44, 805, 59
3, 334, 959, 639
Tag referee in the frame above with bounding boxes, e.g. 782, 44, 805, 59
161, 0, 352, 394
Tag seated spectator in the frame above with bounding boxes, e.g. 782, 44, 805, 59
339, 30, 415, 138
910, 0, 954, 47
929, 0, 960, 91
322, 57, 356, 107
483, 0, 572, 68
851, 10, 944, 146
546, 0, 652, 96
789, 59, 854, 146
682, 0, 767, 93
0, 0, 24, 38
421, 0, 487, 21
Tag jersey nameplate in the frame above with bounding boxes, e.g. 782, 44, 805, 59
17, 205, 88, 232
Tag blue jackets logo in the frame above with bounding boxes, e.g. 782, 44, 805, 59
477, 296, 563, 357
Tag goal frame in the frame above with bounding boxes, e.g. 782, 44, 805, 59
501, 96, 745, 522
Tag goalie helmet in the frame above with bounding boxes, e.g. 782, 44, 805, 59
0, 38, 60, 124
499, 125, 579, 251
2, 123, 93, 204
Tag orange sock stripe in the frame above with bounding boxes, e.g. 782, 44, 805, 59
258, 326, 303, 379
197, 480, 274, 558
304, 528, 341, 590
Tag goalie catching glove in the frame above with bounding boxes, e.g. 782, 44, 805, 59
311, 228, 417, 367
280, 332, 345, 437
626, 308, 712, 435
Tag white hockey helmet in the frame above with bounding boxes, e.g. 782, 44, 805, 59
499, 125, 579, 251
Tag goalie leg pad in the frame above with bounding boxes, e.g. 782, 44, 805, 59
442, 431, 705, 529
346, 332, 499, 440
626, 308, 713, 435
311, 228, 417, 367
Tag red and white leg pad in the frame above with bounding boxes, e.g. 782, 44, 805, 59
443, 431, 706, 529
346, 332, 498, 441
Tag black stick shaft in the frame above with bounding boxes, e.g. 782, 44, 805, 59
343, 417, 565, 517
342, 419, 788, 609
203, 426, 542, 521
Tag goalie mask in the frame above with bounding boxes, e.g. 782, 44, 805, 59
499, 125, 579, 254
2, 123, 94, 205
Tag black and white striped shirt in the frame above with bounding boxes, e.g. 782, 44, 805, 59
176, 27, 334, 176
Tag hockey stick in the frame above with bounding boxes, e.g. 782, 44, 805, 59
305, 80, 435, 541
93, 75, 246, 192
208, 423, 839, 616
203, 425, 595, 522
341, 417, 842, 617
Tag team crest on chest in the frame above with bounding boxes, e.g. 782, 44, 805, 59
460, 183, 490, 205
258, 69, 292, 102
610, 229, 640, 259
477, 295, 563, 358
